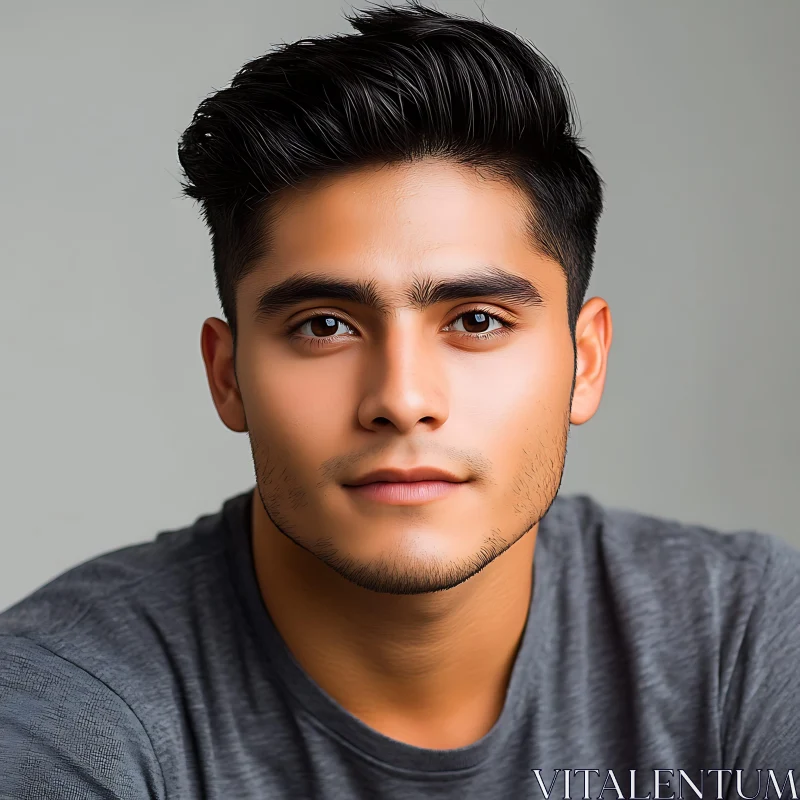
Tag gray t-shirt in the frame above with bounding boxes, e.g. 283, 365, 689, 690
1, 488, 799, 799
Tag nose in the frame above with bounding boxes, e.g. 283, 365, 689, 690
355, 321, 449, 435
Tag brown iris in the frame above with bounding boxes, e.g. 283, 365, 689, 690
309, 317, 341, 337
460, 311, 492, 333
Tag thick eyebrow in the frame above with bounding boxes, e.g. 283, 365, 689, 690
253, 266, 545, 322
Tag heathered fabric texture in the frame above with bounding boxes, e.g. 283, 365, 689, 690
1, 488, 799, 799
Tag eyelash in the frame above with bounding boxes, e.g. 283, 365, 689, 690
286, 307, 518, 349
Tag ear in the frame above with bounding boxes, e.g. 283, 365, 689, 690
200, 317, 248, 433
569, 297, 613, 426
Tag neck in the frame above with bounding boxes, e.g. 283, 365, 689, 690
250, 488, 538, 749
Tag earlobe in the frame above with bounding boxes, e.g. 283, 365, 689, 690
568, 297, 613, 427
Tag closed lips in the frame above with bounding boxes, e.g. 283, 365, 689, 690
343, 467, 467, 485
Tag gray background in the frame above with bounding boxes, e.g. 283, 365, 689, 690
1, 0, 797, 612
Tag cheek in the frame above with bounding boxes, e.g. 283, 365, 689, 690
245, 349, 355, 454
453, 334, 573, 443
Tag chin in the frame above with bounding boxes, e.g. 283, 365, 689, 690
310, 529, 512, 595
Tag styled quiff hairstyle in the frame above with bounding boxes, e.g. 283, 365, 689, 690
178, 2, 605, 348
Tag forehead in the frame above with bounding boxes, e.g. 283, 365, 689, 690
266, 159, 533, 265
240, 159, 565, 308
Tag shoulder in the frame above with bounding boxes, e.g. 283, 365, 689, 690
543, 492, 796, 681
0, 496, 241, 718
0, 490, 253, 795
548, 493, 800, 763
0, 500, 232, 642
0, 633, 165, 798
547, 492, 784, 603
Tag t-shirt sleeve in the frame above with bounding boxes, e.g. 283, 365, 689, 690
0, 634, 165, 800
721, 533, 800, 771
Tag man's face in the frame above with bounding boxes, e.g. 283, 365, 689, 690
234, 159, 576, 594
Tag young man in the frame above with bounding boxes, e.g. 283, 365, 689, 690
2, 4, 798, 798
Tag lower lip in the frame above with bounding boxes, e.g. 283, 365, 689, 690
343, 480, 465, 505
